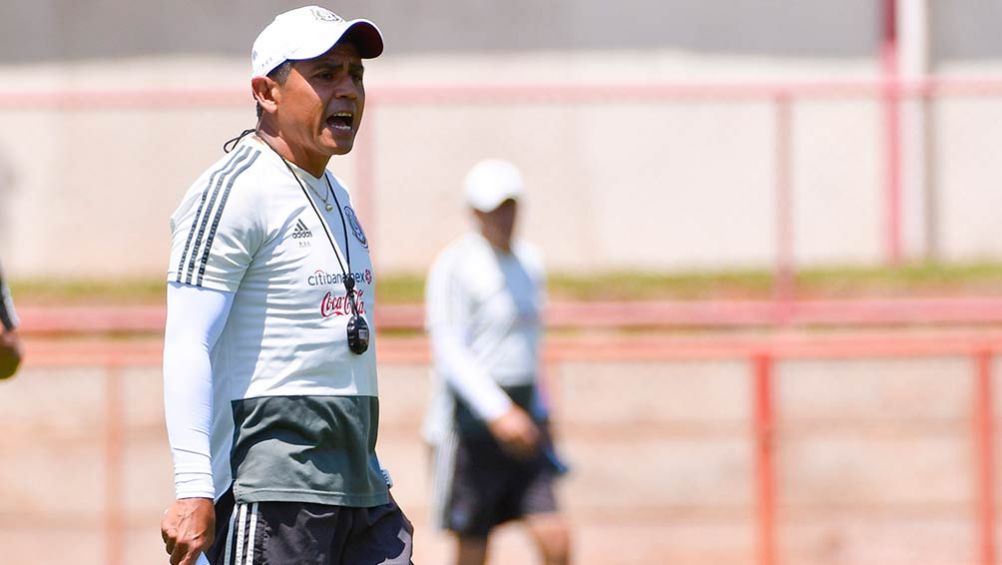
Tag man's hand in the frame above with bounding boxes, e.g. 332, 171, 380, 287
487, 406, 540, 460
161, 497, 215, 565
0, 330, 22, 380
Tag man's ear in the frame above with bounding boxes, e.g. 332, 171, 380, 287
251, 76, 279, 115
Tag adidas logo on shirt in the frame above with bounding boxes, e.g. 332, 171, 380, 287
292, 219, 313, 239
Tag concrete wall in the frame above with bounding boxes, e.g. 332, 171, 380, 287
4, 0, 1000, 64
1, 0, 881, 61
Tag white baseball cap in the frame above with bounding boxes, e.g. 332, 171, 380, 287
464, 159, 525, 212
251, 6, 384, 78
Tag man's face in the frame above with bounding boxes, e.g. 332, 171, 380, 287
275, 43, 365, 162
475, 199, 518, 252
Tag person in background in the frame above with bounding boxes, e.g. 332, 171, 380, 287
0, 261, 22, 380
424, 159, 572, 565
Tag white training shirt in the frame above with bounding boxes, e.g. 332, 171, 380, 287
423, 232, 546, 441
165, 135, 387, 506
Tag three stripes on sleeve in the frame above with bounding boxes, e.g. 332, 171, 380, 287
175, 146, 261, 287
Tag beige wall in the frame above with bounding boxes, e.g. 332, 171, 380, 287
0, 51, 874, 277
3, 51, 1002, 277
3, 1, 1002, 278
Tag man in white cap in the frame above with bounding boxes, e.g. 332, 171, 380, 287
424, 159, 572, 565
160, 6, 412, 564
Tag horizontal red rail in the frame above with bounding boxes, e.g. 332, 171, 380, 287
21, 325, 1002, 565
17, 297, 1002, 336
367, 77, 1002, 104
25, 328, 1002, 368
2, 77, 1002, 111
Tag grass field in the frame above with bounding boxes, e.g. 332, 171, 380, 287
10, 261, 1002, 306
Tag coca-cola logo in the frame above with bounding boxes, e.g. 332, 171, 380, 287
320, 290, 366, 318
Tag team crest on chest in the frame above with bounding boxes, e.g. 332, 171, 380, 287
343, 206, 368, 248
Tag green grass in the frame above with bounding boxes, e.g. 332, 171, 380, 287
548, 270, 775, 300
795, 262, 1002, 297
11, 261, 1002, 306
9, 278, 167, 306
373, 272, 426, 304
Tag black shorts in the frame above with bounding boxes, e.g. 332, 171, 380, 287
206, 488, 413, 565
442, 430, 559, 537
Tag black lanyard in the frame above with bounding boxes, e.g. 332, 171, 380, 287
259, 137, 370, 354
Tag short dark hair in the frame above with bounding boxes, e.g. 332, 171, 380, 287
255, 61, 294, 119
269, 60, 293, 84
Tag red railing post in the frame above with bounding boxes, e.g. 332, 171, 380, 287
104, 366, 124, 565
973, 349, 996, 565
753, 353, 778, 565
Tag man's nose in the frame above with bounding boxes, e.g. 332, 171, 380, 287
335, 78, 360, 99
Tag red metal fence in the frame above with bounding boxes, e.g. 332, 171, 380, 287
22, 321, 1002, 565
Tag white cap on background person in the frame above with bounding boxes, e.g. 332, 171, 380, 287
464, 159, 525, 212
251, 5, 384, 78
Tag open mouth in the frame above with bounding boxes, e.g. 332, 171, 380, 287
326, 112, 354, 131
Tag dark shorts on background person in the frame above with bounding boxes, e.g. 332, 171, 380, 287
445, 431, 559, 537
206, 487, 414, 565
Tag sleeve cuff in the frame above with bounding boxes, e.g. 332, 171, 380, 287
474, 388, 514, 422
175, 472, 215, 500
